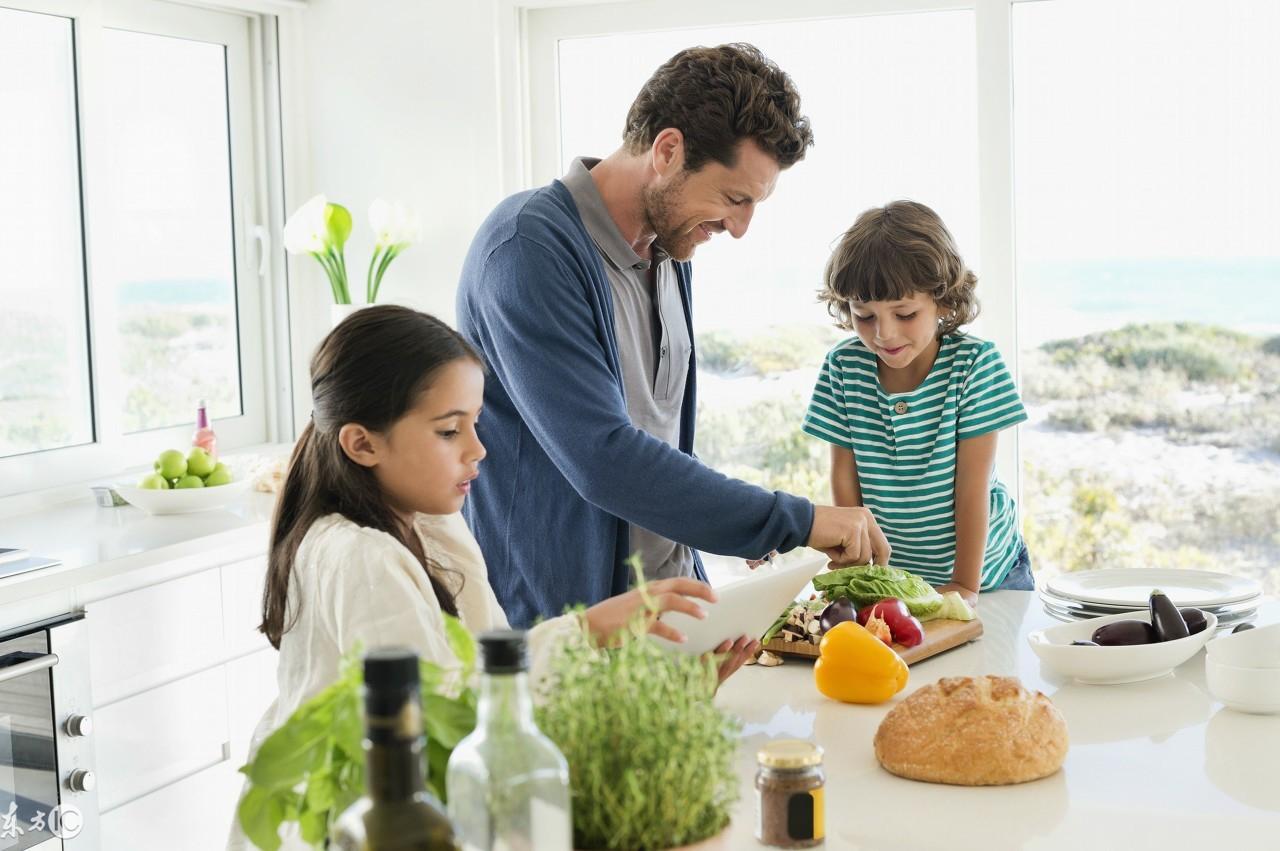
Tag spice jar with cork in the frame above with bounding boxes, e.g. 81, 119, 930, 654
755, 739, 825, 848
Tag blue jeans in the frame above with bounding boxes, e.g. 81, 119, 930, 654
996, 541, 1035, 590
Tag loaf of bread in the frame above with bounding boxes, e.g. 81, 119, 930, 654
873, 675, 1068, 785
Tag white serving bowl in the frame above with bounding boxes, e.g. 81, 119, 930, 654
1205, 655, 1280, 714
115, 477, 252, 515
1027, 609, 1217, 684
1204, 621, 1280, 669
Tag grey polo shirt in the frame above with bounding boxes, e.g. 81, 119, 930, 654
562, 158, 695, 581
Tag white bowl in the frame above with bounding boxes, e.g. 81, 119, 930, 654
115, 477, 252, 515
1027, 609, 1217, 684
1204, 621, 1280, 669
1205, 656, 1280, 714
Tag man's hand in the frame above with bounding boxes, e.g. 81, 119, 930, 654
808, 505, 891, 566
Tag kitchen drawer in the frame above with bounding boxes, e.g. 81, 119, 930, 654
99, 754, 242, 851
95, 665, 229, 812
221, 555, 271, 657
225, 646, 278, 767
88, 568, 224, 705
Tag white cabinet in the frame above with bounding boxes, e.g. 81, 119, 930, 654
95, 666, 230, 811
86, 553, 278, 845
87, 569, 225, 706
100, 757, 243, 851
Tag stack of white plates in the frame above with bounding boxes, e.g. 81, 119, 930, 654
1040, 568, 1263, 630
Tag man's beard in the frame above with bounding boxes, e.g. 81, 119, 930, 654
642, 173, 697, 262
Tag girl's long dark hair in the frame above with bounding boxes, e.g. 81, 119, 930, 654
260, 305, 482, 649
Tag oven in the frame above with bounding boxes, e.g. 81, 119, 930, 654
0, 614, 97, 850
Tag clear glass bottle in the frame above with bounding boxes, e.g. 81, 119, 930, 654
331, 649, 462, 850
192, 398, 217, 456
446, 630, 572, 851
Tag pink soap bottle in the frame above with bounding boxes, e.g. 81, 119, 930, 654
193, 399, 217, 456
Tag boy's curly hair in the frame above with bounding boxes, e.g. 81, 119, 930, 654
819, 200, 979, 337
623, 43, 813, 172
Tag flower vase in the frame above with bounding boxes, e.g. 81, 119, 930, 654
329, 302, 368, 328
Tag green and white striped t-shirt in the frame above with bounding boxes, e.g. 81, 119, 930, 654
802, 334, 1028, 589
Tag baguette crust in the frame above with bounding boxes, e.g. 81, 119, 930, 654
874, 676, 1068, 785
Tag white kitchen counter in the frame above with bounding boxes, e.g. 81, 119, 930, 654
716, 591, 1280, 850
0, 489, 276, 626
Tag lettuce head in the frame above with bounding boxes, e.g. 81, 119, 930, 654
812, 563, 945, 619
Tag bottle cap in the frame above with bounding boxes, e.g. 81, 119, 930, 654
757, 739, 823, 769
479, 630, 529, 674
364, 648, 419, 691
197, 398, 207, 409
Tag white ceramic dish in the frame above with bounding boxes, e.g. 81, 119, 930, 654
1205, 621, 1280, 668
115, 477, 251, 515
1027, 609, 1217, 684
651, 558, 824, 655
1205, 656, 1280, 715
1045, 568, 1261, 608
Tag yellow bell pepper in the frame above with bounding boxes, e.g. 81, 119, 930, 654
813, 621, 909, 704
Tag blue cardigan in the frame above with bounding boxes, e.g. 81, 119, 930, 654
456, 180, 815, 627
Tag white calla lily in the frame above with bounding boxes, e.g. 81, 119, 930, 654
282, 194, 330, 254
369, 199, 423, 249
365, 200, 422, 303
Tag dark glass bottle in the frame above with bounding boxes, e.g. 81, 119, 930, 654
331, 649, 462, 850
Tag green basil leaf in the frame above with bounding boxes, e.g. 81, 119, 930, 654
237, 785, 285, 851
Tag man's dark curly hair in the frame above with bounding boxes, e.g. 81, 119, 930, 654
622, 43, 813, 172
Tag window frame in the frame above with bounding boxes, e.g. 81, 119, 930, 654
0, 0, 286, 500
506, 0, 1021, 492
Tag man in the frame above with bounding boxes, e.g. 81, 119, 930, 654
457, 43, 889, 627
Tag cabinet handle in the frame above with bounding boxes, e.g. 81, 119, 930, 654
0, 651, 58, 684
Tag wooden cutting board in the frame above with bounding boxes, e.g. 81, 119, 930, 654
761, 617, 984, 665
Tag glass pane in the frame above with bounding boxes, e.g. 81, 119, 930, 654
556, 13, 978, 579
1013, 0, 1280, 593
99, 28, 242, 433
0, 9, 93, 458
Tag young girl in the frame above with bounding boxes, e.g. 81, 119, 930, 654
230, 306, 755, 849
802, 201, 1033, 605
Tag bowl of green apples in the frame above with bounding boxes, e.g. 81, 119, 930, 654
116, 447, 250, 515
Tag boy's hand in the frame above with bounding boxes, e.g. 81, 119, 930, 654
937, 582, 979, 608
745, 551, 778, 569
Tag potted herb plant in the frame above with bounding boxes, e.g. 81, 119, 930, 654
535, 579, 740, 850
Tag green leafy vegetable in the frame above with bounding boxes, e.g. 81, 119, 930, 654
813, 563, 945, 619
236, 619, 477, 850
923, 591, 976, 622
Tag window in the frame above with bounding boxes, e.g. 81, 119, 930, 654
0, 8, 92, 457
0, 0, 273, 497
1013, 0, 1280, 592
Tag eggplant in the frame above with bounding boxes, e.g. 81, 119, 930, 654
1071, 640, 1100, 646
1150, 590, 1189, 642
1179, 607, 1208, 636
1091, 620, 1157, 646
1232, 623, 1256, 634
819, 597, 857, 634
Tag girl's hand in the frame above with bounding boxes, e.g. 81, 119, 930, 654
937, 582, 979, 608
583, 577, 718, 645
712, 635, 760, 687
